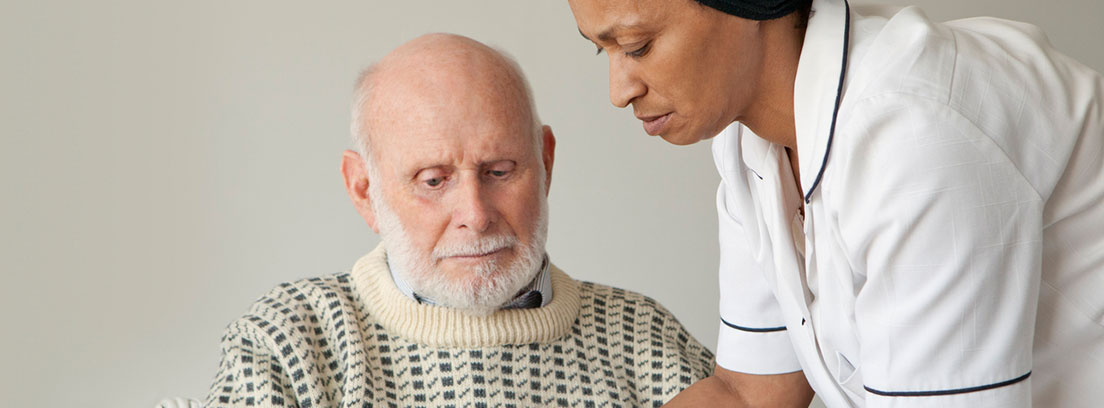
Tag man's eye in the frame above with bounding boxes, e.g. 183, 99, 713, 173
489, 170, 508, 177
424, 177, 444, 187
626, 42, 651, 58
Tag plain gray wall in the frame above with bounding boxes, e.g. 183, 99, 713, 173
1, 1, 1100, 407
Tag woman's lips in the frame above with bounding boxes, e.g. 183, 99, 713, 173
640, 112, 672, 136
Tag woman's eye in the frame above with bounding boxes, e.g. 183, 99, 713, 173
626, 42, 651, 58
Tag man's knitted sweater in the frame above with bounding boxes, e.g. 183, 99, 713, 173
205, 246, 714, 407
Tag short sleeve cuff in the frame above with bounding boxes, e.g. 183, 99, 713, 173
715, 320, 802, 375
865, 373, 1031, 408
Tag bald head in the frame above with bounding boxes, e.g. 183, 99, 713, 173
350, 33, 542, 168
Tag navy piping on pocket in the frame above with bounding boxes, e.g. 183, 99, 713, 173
721, 318, 787, 333
864, 372, 1031, 397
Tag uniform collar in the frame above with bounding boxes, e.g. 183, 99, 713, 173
389, 253, 554, 309
793, 0, 851, 203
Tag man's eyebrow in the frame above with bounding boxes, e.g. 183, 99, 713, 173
478, 158, 516, 168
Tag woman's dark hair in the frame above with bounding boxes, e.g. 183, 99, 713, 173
794, 0, 813, 29
692, 0, 815, 28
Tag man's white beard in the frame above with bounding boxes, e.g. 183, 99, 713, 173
371, 185, 548, 316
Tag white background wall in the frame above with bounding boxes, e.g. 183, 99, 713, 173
1, 1, 1100, 407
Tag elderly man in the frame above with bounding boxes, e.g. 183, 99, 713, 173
203, 33, 714, 407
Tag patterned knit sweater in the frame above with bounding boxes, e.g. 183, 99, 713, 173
205, 246, 714, 407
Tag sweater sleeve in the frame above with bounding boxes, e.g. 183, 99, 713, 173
641, 298, 718, 406
205, 319, 299, 408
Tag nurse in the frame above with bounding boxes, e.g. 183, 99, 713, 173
567, 0, 1104, 406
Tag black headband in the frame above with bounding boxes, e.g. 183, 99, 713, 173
695, 0, 799, 20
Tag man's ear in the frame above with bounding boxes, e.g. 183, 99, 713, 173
340, 150, 379, 233
540, 125, 556, 195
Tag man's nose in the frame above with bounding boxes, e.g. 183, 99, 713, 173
453, 177, 495, 233
609, 56, 645, 108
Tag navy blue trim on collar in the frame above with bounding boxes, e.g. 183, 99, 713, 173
721, 318, 788, 333
804, 0, 851, 204
865, 372, 1031, 397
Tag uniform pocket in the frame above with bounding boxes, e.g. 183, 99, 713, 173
836, 351, 856, 384
835, 351, 865, 401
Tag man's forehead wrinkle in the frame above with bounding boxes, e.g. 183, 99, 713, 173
381, 33, 531, 117
367, 61, 492, 124
363, 33, 535, 167
367, 76, 528, 149
377, 53, 516, 103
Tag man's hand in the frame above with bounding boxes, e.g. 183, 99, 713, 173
663, 364, 814, 407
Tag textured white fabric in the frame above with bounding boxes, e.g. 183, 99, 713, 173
714, 0, 1104, 406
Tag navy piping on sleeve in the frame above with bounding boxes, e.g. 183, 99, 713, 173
865, 372, 1031, 397
721, 318, 787, 333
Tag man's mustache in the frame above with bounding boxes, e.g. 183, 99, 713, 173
432, 235, 519, 260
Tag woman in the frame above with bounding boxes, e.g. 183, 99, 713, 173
567, 0, 1104, 406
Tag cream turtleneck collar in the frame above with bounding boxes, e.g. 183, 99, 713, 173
349, 245, 582, 348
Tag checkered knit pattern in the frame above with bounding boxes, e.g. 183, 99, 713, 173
205, 245, 714, 407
